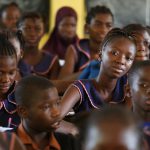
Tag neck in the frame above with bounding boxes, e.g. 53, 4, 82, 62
22, 120, 51, 147
96, 64, 118, 92
133, 106, 150, 122
89, 40, 101, 59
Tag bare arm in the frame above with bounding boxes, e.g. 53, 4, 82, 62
60, 85, 81, 119
58, 45, 77, 79
49, 56, 61, 80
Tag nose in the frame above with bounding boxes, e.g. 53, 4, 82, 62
116, 55, 125, 65
1, 74, 9, 83
146, 87, 150, 95
137, 42, 146, 51
99, 24, 109, 36
51, 107, 60, 118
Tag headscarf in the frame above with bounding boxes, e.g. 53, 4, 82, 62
43, 6, 78, 59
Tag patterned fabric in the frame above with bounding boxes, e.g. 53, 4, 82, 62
0, 82, 20, 128
73, 76, 127, 113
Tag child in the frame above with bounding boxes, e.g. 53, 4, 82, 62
79, 23, 150, 80
59, 5, 114, 80
60, 28, 136, 118
15, 75, 80, 150
0, 2, 21, 32
0, 33, 20, 128
123, 24, 150, 61
128, 60, 150, 149
3, 30, 31, 79
18, 12, 60, 79
83, 106, 144, 150
43, 6, 78, 59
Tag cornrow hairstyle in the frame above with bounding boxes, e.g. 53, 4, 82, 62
17, 11, 44, 29
86, 5, 114, 24
128, 60, 150, 87
2, 30, 25, 50
123, 24, 148, 35
0, 32, 17, 58
99, 28, 136, 54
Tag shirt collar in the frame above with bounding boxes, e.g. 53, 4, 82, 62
17, 123, 60, 150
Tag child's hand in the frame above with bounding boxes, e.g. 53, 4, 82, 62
55, 120, 79, 136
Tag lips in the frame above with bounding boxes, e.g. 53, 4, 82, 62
0, 84, 11, 92
111, 65, 125, 74
51, 121, 60, 130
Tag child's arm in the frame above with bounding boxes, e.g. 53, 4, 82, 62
60, 85, 81, 119
58, 45, 77, 79
48, 56, 61, 80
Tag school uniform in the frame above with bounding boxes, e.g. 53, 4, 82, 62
30, 52, 58, 78
72, 75, 128, 113
73, 39, 91, 72
78, 59, 100, 79
15, 123, 80, 150
0, 82, 20, 128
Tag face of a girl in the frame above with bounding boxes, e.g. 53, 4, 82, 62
0, 56, 17, 96
58, 16, 77, 41
20, 18, 44, 47
101, 37, 136, 78
133, 30, 150, 61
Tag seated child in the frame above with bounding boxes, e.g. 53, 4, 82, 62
0, 33, 20, 128
15, 75, 80, 150
60, 28, 137, 118
128, 60, 150, 149
17, 12, 60, 79
83, 106, 145, 150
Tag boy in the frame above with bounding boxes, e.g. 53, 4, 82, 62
15, 75, 80, 150
128, 60, 150, 149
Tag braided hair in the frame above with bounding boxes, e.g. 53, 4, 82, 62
99, 28, 136, 55
0, 32, 17, 58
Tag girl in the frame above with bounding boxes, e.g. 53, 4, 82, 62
59, 5, 113, 80
0, 33, 20, 128
43, 6, 78, 59
60, 28, 137, 118
18, 12, 60, 79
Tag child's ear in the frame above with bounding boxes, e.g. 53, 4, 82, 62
17, 105, 28, 118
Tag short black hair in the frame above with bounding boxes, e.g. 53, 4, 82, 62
0, 32, 17, 57
123, 24, 148, 35
17, 11, 44, 29
128, 60, 150, 86
86, 5, 114, 24
15, 75, 55, 107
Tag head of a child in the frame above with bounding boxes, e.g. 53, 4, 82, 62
85, 5, 114, 44
99, 28, 136, 79
3, 30, 24, 62
55, 6, 77, 42
15, 75, 61, 132
128, 60, 150, 118
0, 2, 21, 31
0, 33, 17, 97
84, 106, 143, 150
18, 12, 44, 48
123, 24, 150, 61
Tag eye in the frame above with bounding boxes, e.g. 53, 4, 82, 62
144, 40, 150, 47
126, 56, 133, 61
111, 50, 119, 56
9, 70, 16, 76
140, 83, 148, 88
42, 104, 50, 110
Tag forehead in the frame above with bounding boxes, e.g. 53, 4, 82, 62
134, 66, 150, 82
91, 13, 113, 23
34, 87, 59, 104
133, 30, 150, 41
59, 16, 77, 24
22, 18, 44, 27
105, 37, 135, 54
0, 56, 17, 68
